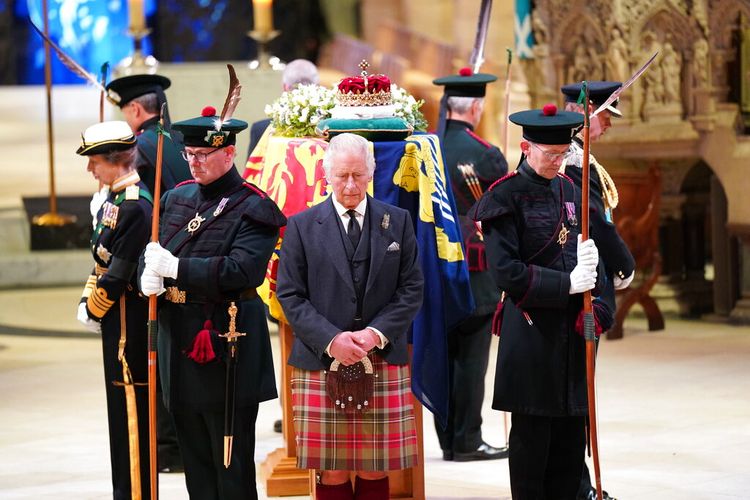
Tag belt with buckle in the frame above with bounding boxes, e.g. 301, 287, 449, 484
164, 287, 257, 304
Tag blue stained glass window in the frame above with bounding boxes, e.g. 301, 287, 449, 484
19, 0, 155, 84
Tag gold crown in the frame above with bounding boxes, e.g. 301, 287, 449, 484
336, 60, 393, 107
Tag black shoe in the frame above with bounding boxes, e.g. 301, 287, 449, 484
453, 442, 509, 462
442, 449, 454, 461
158, 463, 184, 473
579, 488, 617, 500
273, 419, 282, 433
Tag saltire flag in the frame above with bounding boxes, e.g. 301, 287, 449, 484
243, 133, 474, 427
515, 0, 534, 59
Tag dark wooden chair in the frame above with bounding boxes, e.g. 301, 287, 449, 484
608, 164, 665, 339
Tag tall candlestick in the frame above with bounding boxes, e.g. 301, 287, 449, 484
128, 0, 145, 32
253, 0, 273, 33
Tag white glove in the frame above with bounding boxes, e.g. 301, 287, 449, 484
614, 270, 635, 290
576, 234, 599, 269
144, 242, 179, 279
569, 264, 597, 294
140, 268, 166, 296
77, 302, 102, 334
90, 186, 110, 229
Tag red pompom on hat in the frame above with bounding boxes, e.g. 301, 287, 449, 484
542, 103, 557, 116
201, 105, 216, 117
458, 67, 473, 77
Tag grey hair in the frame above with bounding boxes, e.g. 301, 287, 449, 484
131, 92, 159, 114
322, 133, 375, 179
102, 146, 138, 169
447, 96, 483, 114
282, 59, 319, 88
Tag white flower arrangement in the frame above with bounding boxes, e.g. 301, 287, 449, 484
265, 84, 336, 138
390, 84, 428, 132
265, 82, 427, 137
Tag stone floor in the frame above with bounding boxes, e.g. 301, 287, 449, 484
0, 286, 749, 499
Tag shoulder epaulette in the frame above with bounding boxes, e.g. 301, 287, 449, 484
488, 170, 518, 191
125, 184, 140, 200
465, 129, 491, 148
243, 182, 266, 198
174, 179, 197, 189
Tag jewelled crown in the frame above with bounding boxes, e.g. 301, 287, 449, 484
336, 60, 392, 107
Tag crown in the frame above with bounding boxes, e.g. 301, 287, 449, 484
336, 60, 392, 107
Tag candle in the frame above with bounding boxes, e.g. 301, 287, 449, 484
128, 0, 145, 32
253, 0, 273, 33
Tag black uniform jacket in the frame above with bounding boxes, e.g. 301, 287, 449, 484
470, 161, 608, 417
135, 116, 192, 194
82, 174, 152, 322
152, 167, 286, 413
443, 119, 508, 315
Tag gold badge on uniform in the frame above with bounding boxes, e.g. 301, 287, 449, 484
96, 244, 112, 263
557, 225, 569, 246
187, 212, 206, 234
100, 202, 119, 229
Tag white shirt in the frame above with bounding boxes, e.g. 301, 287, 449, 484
325, 195, 388, 356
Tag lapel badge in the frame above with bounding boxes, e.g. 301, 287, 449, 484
187, 212, 206, 234
557, 225, 569, 246
214, 197, 230, 217
96, 244, 112, 263
381, 212, 390, 230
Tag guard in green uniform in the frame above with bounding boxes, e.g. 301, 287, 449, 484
140, 106, 286, 500
106, 73, 192, 472
431, 69, 509, 462
106, 74, 191, 194
76, 120, 153, 500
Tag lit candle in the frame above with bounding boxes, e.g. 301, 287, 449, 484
252, 0, 273, 33
128, 0, 146, 32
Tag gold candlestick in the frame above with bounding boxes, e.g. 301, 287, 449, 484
115, 27, 159, 77
247, 29, 284, 70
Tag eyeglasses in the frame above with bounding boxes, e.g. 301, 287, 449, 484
181, 149, 223, 163
530, 143, 571, 161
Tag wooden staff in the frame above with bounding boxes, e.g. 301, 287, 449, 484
502, 48, 513, 157
146, 103, 167, 500
580, 82, 603, 500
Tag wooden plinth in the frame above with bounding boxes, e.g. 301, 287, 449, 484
261, 448, 310, 497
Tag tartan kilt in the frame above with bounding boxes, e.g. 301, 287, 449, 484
291, 355, 418, 471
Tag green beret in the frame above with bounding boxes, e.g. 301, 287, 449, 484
105, 74, 171, 108
509, 105, 584, 145
172, 106, 248, 148
433, 67, 497, 97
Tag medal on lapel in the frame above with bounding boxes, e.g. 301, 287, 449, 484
565, 202, 577, 226
213, 197, 230, 217
187, 212, 206, 234
100, 202, 119, 229
381, 213, 390, 230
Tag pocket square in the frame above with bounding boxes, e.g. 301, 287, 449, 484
387, 242, 400, 252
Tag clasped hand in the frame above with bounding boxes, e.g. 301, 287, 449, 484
329, 329, 379, 366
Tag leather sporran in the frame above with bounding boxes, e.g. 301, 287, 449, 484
326, 357, 374, 414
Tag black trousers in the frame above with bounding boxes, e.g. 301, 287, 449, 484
157, 380, 182, 469
508, 413, 586, 500
434, 313, 492, 453
101, 298, 150, 500
173, 404, 259, 500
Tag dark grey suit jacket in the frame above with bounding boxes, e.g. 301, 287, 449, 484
277, 195, 424, 371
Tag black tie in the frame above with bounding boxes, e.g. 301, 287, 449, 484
346, 209, 361, 247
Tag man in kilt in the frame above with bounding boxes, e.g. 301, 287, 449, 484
277, 133, 424, 500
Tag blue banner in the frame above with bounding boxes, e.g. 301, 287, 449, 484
374, 134, 474, 427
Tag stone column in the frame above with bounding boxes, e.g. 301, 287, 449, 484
709, 175, 738, 317
729, 228, 750, 324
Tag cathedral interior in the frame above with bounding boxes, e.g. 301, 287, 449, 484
1, 1, 749, 498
